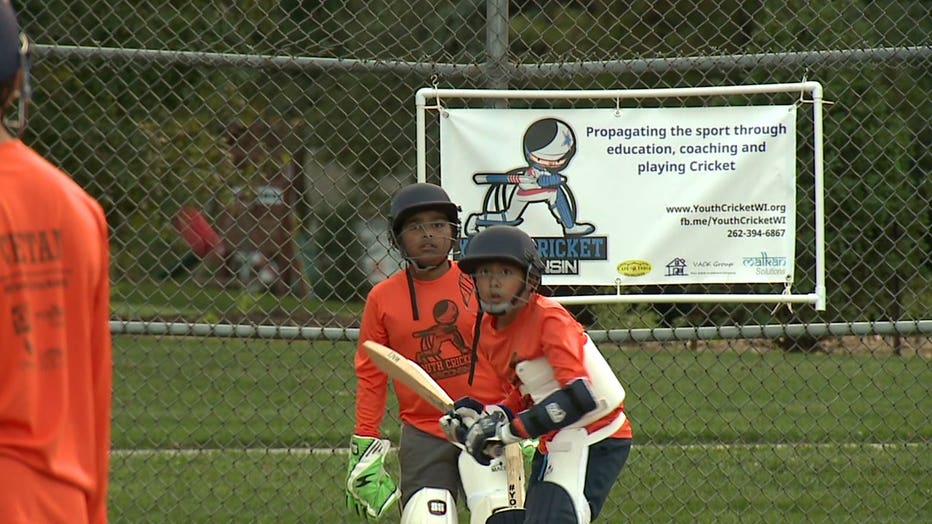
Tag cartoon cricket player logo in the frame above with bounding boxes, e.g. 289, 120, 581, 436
464, 117, 595, 237
412, 299, 469, 363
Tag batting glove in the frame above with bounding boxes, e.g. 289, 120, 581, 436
536, 173, 565, 187
439, 396, 484, 445
464, 411, 521, 466
346, 435, 400, 521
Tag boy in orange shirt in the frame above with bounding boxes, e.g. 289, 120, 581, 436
347, 183, 513, 523
0, 2, 113, 523
445, 225, 632, 523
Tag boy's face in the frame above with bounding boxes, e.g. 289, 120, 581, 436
398, 209, 454, 266
473, 261, 527, 310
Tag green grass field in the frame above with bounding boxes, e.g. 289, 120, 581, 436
109, 335, 931, 522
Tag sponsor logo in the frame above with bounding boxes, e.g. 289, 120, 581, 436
690, 259, 738, 276
692, 260, 735, 268
665, 257, 688, 277
428, 500, 448, 515
545, 402, 567, 423
354, 472, 375, 489
741, 252, 787, 267
741, 252, 789, 276
617, 259, 651, 277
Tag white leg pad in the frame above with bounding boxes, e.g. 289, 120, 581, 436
459, 450, 511, 524
542, 428, 591, 524
401, 488, 458, 524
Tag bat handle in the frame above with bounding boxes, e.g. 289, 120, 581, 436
484, 441, 504, 458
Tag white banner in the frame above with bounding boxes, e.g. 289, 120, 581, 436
441, 106, 797, 286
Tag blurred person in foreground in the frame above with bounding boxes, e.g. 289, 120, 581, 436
0, 2, 112, 523
347, 182, 518, 523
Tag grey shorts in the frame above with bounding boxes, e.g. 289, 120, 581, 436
398, 423, 464, 506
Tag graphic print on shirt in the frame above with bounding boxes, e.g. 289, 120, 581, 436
412, 299, 472, 379
3, 228, 68, 368
11, 302, 33, 361
457, 272, 475, 306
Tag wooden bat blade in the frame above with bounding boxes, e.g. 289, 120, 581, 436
504, 442, 526, 509
362, 340, 454, 412
486, 442, 527, 522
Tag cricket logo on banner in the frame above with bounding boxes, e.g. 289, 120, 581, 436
464, 118, 596, 237
459, 117, 608, 277
441, 107, 797, 286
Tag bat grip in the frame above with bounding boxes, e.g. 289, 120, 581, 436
483, 440, 504, 458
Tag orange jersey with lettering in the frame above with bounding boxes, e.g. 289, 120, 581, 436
0, 140, 112, 524
354, 262, 505, 439
478, 294, 632, 444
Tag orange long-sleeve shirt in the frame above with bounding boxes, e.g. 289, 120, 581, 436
0, 140, 112, 524
354, 262, 504, 440
478, 293, 632, 445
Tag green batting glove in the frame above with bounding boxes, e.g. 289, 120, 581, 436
520, 438, 539, 471
346, 435, 400, 521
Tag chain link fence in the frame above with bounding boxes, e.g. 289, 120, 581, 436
17, 0, 931, 521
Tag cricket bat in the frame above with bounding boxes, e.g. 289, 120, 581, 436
473, 172, 565, 185
484, 441, 526, 514
503, 442, 526, 508
361, 340, 454, 412
362, 340, 527, 518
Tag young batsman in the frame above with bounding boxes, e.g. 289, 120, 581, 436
347, 183, 513, 523
444, 225, 632, 524
0, 2, 113, 522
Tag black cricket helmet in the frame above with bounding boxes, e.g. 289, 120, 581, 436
458, 225, 544, 278
463, 225, 545, 385
1, 0, 29, 135
0, 0, 23, 84
389, 182, 460, 238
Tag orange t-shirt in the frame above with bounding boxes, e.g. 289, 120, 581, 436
478, 294, 632, 444
354, 262, 505, 439
0, 140, 112, 524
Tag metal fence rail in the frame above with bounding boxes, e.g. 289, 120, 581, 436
17, 0, 930, 521
112, 320, 932, 343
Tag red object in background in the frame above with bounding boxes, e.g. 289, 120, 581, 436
174, 207, 222, 258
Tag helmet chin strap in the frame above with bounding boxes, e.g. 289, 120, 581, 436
467, 286, 531, 385
2, 34, 31, 137
406, 257, 447, 272
397, 233, 455, 321
478, 299, 515, 316
399, 232, 457, 272
1, 82, 28, 138
478, 278, 533, 316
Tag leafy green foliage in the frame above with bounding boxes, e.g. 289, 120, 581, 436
14, 0, 929, 324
